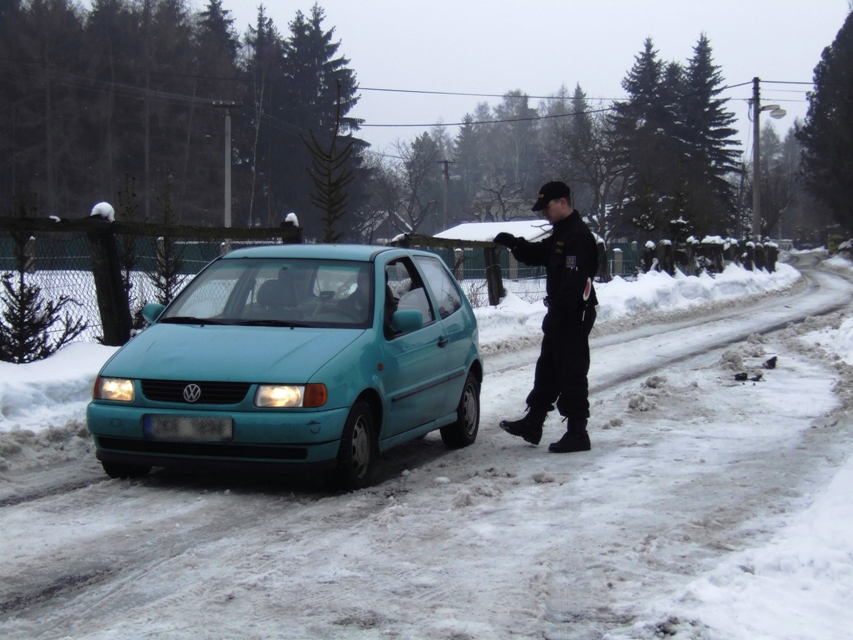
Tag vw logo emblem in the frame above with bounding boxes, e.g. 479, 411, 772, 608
183, 383, 202, 403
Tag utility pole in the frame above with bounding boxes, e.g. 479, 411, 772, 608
752, 78, 761, 240
437, 159, 456, 230
750, 77, 786, 241
212, 101, 241, 228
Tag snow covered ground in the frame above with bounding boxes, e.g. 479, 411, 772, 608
1, 253, 853, 639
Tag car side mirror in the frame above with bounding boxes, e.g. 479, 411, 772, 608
142, 302, 165, 324
389, 309, 423, 334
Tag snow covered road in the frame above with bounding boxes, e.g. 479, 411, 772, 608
2, 254, 853, 640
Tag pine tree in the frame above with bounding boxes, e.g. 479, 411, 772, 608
13, 0, 87, 216
277, 4, 363, 239
537, 84, 572, 182
0, 188, 86, 363
797, 11, 853, 233
147, 179, 186, 306
0, 0, 26, 214
240, 5, 286, 227
490, 91, 539, 195
198, 0, 239, 64
609, 38, 676, 238
454, 114, 486, 217
611, 35, 740, 239
82, 0, 138, 206
303, 82, 355, 243
680, 34, 740, 235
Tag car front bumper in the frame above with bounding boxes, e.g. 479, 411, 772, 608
87, 402, 349, 468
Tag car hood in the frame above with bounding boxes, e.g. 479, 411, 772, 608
101, 324, 364, 382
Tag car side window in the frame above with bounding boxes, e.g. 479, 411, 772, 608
385, 259, 435, 330
415, 255, 463, 320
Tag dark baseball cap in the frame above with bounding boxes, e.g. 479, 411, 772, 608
531, 181, 572, 211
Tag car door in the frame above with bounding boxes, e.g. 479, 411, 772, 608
414, 254, 471, 416
379, 257, 450, 437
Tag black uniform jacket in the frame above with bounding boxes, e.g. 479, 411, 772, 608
509, 211, 599, 317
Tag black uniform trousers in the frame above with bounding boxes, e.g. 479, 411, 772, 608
526, 305, 596, 421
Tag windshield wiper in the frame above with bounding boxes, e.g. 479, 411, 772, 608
158, 316, 228, 325
237, 319, 311, 328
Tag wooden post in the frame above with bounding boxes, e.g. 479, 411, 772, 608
597, 239, 611, 282
744, 242, 755, 271
613, 248, 622, 277
483, 247, 504, 306
87, 224, 132, 346
453, 248, 464, 281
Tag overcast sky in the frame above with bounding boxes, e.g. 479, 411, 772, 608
223, 0, 849, 158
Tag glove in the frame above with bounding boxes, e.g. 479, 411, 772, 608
494, 232, 518, 249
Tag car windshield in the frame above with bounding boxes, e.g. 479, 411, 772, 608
159, 258, 374, 329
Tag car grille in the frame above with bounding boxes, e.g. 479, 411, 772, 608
140, 379, 252, 405
98, 436, 308, 461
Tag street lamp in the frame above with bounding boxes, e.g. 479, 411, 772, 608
751, 77, 786, 239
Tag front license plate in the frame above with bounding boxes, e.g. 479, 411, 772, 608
143, 415, 233, 442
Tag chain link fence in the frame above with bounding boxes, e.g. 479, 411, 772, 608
1, 223, 556, 352
419, 246, 548, 307
0, 219, 300, 350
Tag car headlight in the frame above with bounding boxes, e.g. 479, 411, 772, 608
255, 383, 327, 408
95, 376, 135, 402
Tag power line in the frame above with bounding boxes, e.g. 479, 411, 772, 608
357, 81, 765, 129
360, 86, 615, 101
1, 58, 813, 131
359, 79, 759, 101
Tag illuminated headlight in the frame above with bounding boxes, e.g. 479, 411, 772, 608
255, 383, 327, 408
95, 377, 135, 402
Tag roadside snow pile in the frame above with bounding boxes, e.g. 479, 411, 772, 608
472, 291, 546, 354
824, 254, 853, 273
0, 261, 802, 433
798, 315, 853, 365
476, 262, 801, 353
632, 447, 853, 640
594, 262, 799, 322
0, 343, 117, 433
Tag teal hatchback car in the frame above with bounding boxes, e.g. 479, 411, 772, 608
87, 244, 482, 489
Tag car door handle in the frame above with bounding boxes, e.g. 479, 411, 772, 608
437, 336, 448, 348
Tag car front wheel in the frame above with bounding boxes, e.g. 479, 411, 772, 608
440, 371, 480, 448
327, 399, 376, 491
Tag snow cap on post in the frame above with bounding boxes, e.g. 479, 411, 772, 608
284, 212, 300, 228
90, 202, 115, 222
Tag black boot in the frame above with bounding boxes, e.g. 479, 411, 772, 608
500, 407, 547, 445
548, 418, 591, 453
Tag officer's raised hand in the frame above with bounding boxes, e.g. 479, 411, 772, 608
494, 232, 518, 249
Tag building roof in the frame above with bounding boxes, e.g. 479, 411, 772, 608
433, 220, 552, 243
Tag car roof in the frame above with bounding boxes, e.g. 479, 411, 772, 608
223, 244, 395, 262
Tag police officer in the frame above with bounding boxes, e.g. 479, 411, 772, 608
494, 181, 598, 453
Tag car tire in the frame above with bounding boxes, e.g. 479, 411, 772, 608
101, 461, 152, 479
326, 399, 376, 491
440, 371, 480, 449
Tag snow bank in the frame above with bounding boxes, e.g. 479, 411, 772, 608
0, 262, 801, 434
0, 343, 117, 433
595, 263, 799, 322
636, 451, 853, 640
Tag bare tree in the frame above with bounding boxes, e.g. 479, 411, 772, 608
469, 170, 527, 222
389, 134, 441, 234
351, 152, 398, 242
540, 85, 626, 240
